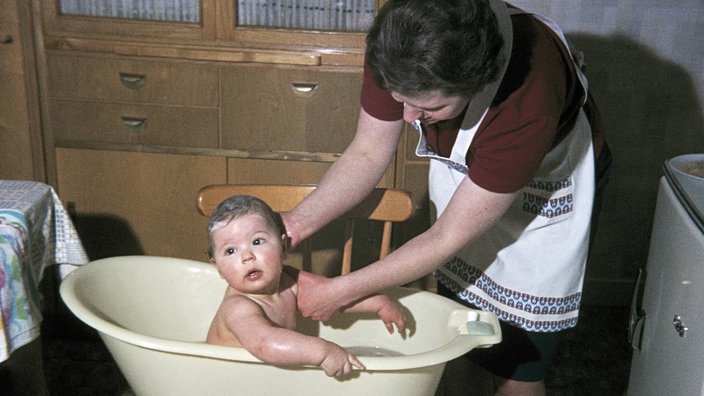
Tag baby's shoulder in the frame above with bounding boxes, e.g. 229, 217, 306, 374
222, 292, 265, 315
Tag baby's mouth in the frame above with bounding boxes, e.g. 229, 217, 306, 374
245, 269, 263, 281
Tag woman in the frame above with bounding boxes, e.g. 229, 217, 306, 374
283, 0, 610, 394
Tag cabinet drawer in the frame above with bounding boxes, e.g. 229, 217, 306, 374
221, 65, 362, 153
47, 54, 218, 106
51, 99, 218, 148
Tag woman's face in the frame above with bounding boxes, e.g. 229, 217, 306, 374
391, 90, 469, 125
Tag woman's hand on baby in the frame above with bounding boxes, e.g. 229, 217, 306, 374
281, 212, 303, 250
296, 271, 345, 321
320, 343, 365, 377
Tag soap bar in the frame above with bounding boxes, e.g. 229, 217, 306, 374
466, 321, 494, 336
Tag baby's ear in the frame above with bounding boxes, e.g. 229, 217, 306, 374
280, 233, 288, 254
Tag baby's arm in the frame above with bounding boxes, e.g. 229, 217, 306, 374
341, 294, 407, 334
222, 296, 365, 377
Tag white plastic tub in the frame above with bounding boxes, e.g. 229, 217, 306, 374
60, 256, 500, 396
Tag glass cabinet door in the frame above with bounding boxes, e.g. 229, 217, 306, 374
43, 0, 215, 40
57, 0, 201, 23
236, 0, 376, 32
221, 0, 382, 53
41, 0, 382, 56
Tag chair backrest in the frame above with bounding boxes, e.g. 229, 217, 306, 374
196, 184, 414, 275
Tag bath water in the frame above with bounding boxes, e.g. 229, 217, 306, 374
345, 346, 405, 357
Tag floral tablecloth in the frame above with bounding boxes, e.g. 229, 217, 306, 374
0, 180, 88, 362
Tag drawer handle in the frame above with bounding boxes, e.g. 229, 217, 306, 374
119, 73, 146, 90
121, 116, 148, 132
290, 82, 319, 98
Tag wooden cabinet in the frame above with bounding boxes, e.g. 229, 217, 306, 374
37, 0, 416, 270
0, 0, 44, 180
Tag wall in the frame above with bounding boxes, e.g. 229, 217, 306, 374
510, 0, 704, 304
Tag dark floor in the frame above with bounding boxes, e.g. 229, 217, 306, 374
35, 304, 632, 396
435, 305, 632, 396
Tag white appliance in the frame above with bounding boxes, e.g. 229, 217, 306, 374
628, 154, 704, 395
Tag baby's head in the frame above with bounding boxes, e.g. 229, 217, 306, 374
207, 195, 286, 260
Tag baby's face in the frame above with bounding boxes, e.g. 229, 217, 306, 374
210, 213, 286, 295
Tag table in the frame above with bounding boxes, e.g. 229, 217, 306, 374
0, 180, 88, 362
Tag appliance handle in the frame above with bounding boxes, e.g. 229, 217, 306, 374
628, 267, 647, 351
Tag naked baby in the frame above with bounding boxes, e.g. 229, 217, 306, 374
206, 195, 407, 377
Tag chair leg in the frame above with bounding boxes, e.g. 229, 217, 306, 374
379, 221, 392, 259
301, 239, 312, 273
341, 220, 354, 275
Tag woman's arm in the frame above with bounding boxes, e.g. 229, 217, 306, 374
283, 108, 404, 247
297, 175, 519, 321
285, 264, 406, 334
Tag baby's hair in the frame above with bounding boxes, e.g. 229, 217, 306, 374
207, 195, 286, 259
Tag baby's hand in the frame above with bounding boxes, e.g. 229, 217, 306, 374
376, 296, 407, 334
320, 343, 365, 377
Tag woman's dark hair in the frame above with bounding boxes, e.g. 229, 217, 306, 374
366, 0, 506, 98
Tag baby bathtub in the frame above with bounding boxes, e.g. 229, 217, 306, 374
60, 256, 500, 396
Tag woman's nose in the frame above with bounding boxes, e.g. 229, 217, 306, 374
403, 103, 424, 124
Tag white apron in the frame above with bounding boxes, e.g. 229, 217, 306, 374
414, 5, 595, 332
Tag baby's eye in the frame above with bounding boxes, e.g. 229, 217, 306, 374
253, 238, 264, 246
225, 247, 236, 255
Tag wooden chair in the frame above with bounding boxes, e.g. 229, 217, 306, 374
196, 184, 414, 275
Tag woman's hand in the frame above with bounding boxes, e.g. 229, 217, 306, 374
281, 212, 302, 250
296, 271, 345, 321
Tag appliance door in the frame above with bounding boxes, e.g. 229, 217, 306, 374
627, 177, 704, 395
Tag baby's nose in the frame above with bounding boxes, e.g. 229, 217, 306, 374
240, 249, 255, 262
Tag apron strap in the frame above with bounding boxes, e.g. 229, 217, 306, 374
509, 8, 589, 104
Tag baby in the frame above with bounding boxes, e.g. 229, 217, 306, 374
206, 195, 407, 377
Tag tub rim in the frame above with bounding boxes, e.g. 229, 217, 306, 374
59, 255, 501, 371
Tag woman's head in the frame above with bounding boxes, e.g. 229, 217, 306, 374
366, 0, 506, 99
